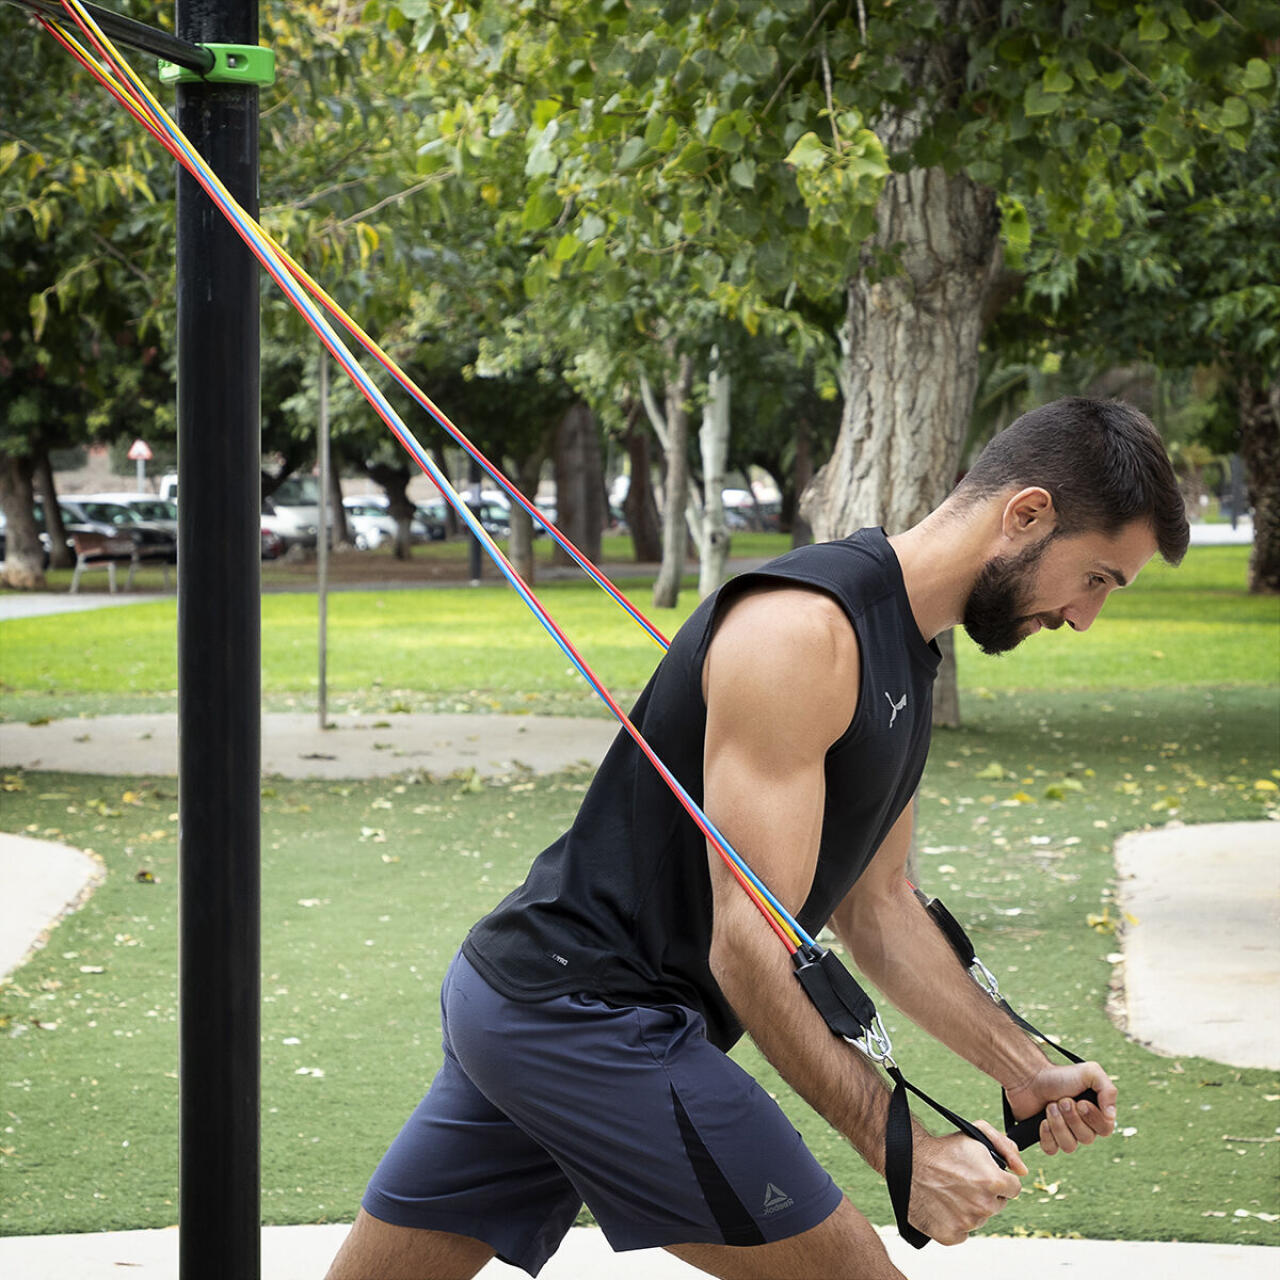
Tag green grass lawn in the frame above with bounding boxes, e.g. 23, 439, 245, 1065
1, 541, 1277, 1242
1, 689, 1277, 1241
2, 546, 1275, 723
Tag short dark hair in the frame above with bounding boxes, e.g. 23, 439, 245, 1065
955, 397, 1189, 564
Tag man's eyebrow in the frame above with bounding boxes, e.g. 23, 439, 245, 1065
1100, 564, 1128, 588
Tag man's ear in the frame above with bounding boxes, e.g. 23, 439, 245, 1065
1001, 487, 1056, 540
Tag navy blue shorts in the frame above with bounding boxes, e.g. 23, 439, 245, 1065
362, 951, 842, 1276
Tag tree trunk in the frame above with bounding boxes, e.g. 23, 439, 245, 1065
651, 354, 695, 609
801, 171, 1000, 540
507, 447, 546, 584
622, 408, 662, 562
0, 449, 46, 590
801, 140, 1002, 728
641, 365, 704, 561
1239, 373, 1279, 594
699, 349, 732, 598
34, 439, 73, 570
365, 461, 415, 560
328, 453, 350, 547
552, 402, 605, 568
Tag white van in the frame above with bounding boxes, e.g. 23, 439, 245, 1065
261, 475, 321, 550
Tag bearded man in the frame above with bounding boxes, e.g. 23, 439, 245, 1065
330, 397, 1188, 1280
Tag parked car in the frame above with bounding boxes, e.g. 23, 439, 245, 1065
50, 497, 178, 564
77, 492, 178, 536
342, 495, 444, 549
258, 475, 328, 551
342, 497, 399, 550
260, 527, 285, 560
413, 500, 449, 542
96, 489, 280, 559
420, 491, 514, 538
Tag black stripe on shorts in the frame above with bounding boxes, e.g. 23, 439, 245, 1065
670, 1085, 766, 1246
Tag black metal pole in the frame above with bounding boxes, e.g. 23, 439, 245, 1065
175, 0, 261, 1277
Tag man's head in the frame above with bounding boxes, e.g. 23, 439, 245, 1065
953, 398, 1188, 655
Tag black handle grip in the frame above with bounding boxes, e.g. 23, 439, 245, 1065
1005, 1089, 1100, 1150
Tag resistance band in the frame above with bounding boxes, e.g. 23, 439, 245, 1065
39, 1, 1091, 1244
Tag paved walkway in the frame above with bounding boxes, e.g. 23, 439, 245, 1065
0, 711, 620, 782
1116, 822, 1280, 1071
0, 1220, 1272, 1279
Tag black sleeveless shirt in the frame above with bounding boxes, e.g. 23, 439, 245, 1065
463, 529, 940, 1050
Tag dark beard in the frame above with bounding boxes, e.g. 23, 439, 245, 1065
962, 537, 1053, 656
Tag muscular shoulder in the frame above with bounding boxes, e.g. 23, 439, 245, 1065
703, 585, 860, 753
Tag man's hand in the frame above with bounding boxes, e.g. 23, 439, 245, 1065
1005, 1061, 1118, 1155
908, 1122, 1027, 1245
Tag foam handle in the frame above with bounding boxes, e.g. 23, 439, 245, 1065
1004, 1089, 1100, 1150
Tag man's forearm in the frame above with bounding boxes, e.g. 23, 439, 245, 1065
710, 899, 921, 1175
837, 878, 1048, 1092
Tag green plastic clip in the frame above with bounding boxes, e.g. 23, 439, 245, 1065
158, 44, 275, 87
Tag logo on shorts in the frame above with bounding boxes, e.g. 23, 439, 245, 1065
762, 1183, 794, 1216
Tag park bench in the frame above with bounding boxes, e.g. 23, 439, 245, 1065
69, 530, 171, 593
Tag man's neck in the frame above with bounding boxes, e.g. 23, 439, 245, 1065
887, 506, 992, 642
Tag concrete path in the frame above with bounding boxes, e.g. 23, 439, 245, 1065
0, 1219, 1274, 1279
0, 591, 158, 620
0, 833, 103, 981
1116, 821, 1280, 1070
0, 711, 619, 781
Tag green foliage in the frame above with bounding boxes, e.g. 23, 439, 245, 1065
0, 2, 177, 460
347, 0, 1279, 503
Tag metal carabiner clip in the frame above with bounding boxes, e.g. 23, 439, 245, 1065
845, 1012, 896, 1068
970, 955, 1001, 1002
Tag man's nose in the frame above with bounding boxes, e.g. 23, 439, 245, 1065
1064, 597, 1106, 632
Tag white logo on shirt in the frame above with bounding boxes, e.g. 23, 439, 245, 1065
885, 691, 907, 728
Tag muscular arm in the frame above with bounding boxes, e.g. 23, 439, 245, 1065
701, 588, 1022, 1241
832, 806, 1118, 1154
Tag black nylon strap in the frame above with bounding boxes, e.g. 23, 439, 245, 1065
884, 1074, 927, 1249
924, 897, 976, 967
917, 890, 1098, 1150
791, 944, 1008, 1249
998, 997, 1085, 1065
792, 944, 878, 1042
884, 1064, 1008, 1249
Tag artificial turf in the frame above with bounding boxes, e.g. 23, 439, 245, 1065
1, 686, 1276, 1242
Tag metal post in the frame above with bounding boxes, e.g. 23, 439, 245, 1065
175, 1, 261, 1277
317, 348, 330, 731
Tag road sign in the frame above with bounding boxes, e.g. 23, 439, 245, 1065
128, 438, 153, 462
